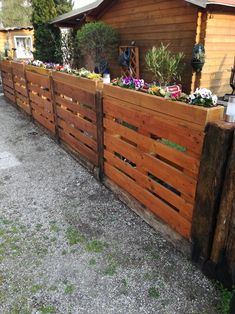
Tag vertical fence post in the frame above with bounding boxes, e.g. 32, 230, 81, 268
23, 63, 33, 118
210, 130, 235, 286
191, 121, 235, 273
49, 73, 59, 142
96, 90, 104, 182
10, 62, 17, 104
0, 62, 4, 95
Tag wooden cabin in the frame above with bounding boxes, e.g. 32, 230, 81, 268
51, 0, 235, 95
0, 26, 34, 60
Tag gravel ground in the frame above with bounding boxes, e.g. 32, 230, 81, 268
0, 97, 219, 314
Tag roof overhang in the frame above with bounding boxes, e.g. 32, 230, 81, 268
186, 0, 235, 7
50, 0, 107, 27
0, 26, 33, 32
50, 0, 235, 27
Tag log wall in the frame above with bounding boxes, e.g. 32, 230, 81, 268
192, 6, 235, 96
100, 0, 198, 92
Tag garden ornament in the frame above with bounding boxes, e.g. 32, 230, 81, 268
118, 47, 131, 68
191, 43, 205, 73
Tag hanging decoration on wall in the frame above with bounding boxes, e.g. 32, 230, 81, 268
118, 44, 140, 78
191, 43, 205, 73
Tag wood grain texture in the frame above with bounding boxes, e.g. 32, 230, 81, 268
53, 74, 99, 168
102, 86, 223, 238
210, 131, 235, 286
191, 121, 235, 263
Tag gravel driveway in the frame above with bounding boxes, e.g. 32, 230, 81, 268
0, 97, 219, 314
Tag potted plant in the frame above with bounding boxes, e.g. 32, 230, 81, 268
145, 43, 185, 87
191, 43, 205, 73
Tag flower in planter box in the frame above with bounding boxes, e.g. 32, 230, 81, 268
133, 79, 144, 91
188, 88, 218, 107
122, 76, 134, 87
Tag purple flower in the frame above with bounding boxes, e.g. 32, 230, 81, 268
134, 79, 144, 90
122, 77, 133, 86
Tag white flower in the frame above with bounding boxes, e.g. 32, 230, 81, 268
212, 95, 218, 105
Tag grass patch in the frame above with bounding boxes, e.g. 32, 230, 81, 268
50, 222, 60, 233
217, 284, 234, 314
144, 273, 153, 281
148, 287, 160, 299
89, 258, 96, 266
36, 223, 43, 231
64, 284, 75, 295
121, 278, 128, 295
31, 284, 44, 294
104, 256, 118, 276
65, 227, 85, 245
37, 305, 56, 313
86, 240, 105, 253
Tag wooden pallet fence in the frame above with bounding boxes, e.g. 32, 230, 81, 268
103, 85, 224, 239
52, 71, 100, 168
25, 65, 55, 134
11, 62, 31, 115
0, 60, 16, 103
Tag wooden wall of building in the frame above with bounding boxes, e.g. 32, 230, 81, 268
100, 0, 199, 92
0, 29, 34, 55
193, 6, 235, 96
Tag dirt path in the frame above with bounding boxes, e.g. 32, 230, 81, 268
0, 97, 219, 314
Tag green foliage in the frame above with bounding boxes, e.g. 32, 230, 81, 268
64, 284, 75, 294
65, 226, 85, 245
32, 0, 72, 63
148, 287, 160, 299
86, 240, 105, 253
54, 0, 74, 16
145, 43, 185, 85
32, 0, 57, 25
217, 285, 234, 314
76, 22, 119, 71
37, 305, 56, 313
0, 0, 32, 27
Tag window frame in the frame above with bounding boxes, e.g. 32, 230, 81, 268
13, 35, 33, 59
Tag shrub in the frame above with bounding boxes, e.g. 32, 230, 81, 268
145, 43, 185, 85
76, 22, 119, 74
32, 0, 72, 64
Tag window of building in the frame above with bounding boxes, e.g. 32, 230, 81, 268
14, 36, 33, 59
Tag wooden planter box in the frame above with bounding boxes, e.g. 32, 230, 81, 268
103, 84, 224, 130
25, 64, 52, 76
103, 84, 224, 239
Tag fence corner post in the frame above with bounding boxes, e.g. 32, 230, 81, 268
191, 121, 235, 268
96, 89, 104, 182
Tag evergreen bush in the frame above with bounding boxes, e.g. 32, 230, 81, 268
76, 22, 119, 74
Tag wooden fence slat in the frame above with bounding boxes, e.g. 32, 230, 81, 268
104, 117, 199, 176
104, 150, 193, 221
55, 94, 97, 122
104, 132, 197, 199
56, 106, 97, 139
104, 98, 204, 155
105, 162, 191, 238
53, 80, 96, 108
58, 118, 97, 151
59, 129, 98, 166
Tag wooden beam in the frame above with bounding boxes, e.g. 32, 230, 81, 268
96, 90, 104, 182
191, 121, 235, 265
210, 130, 235, 286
